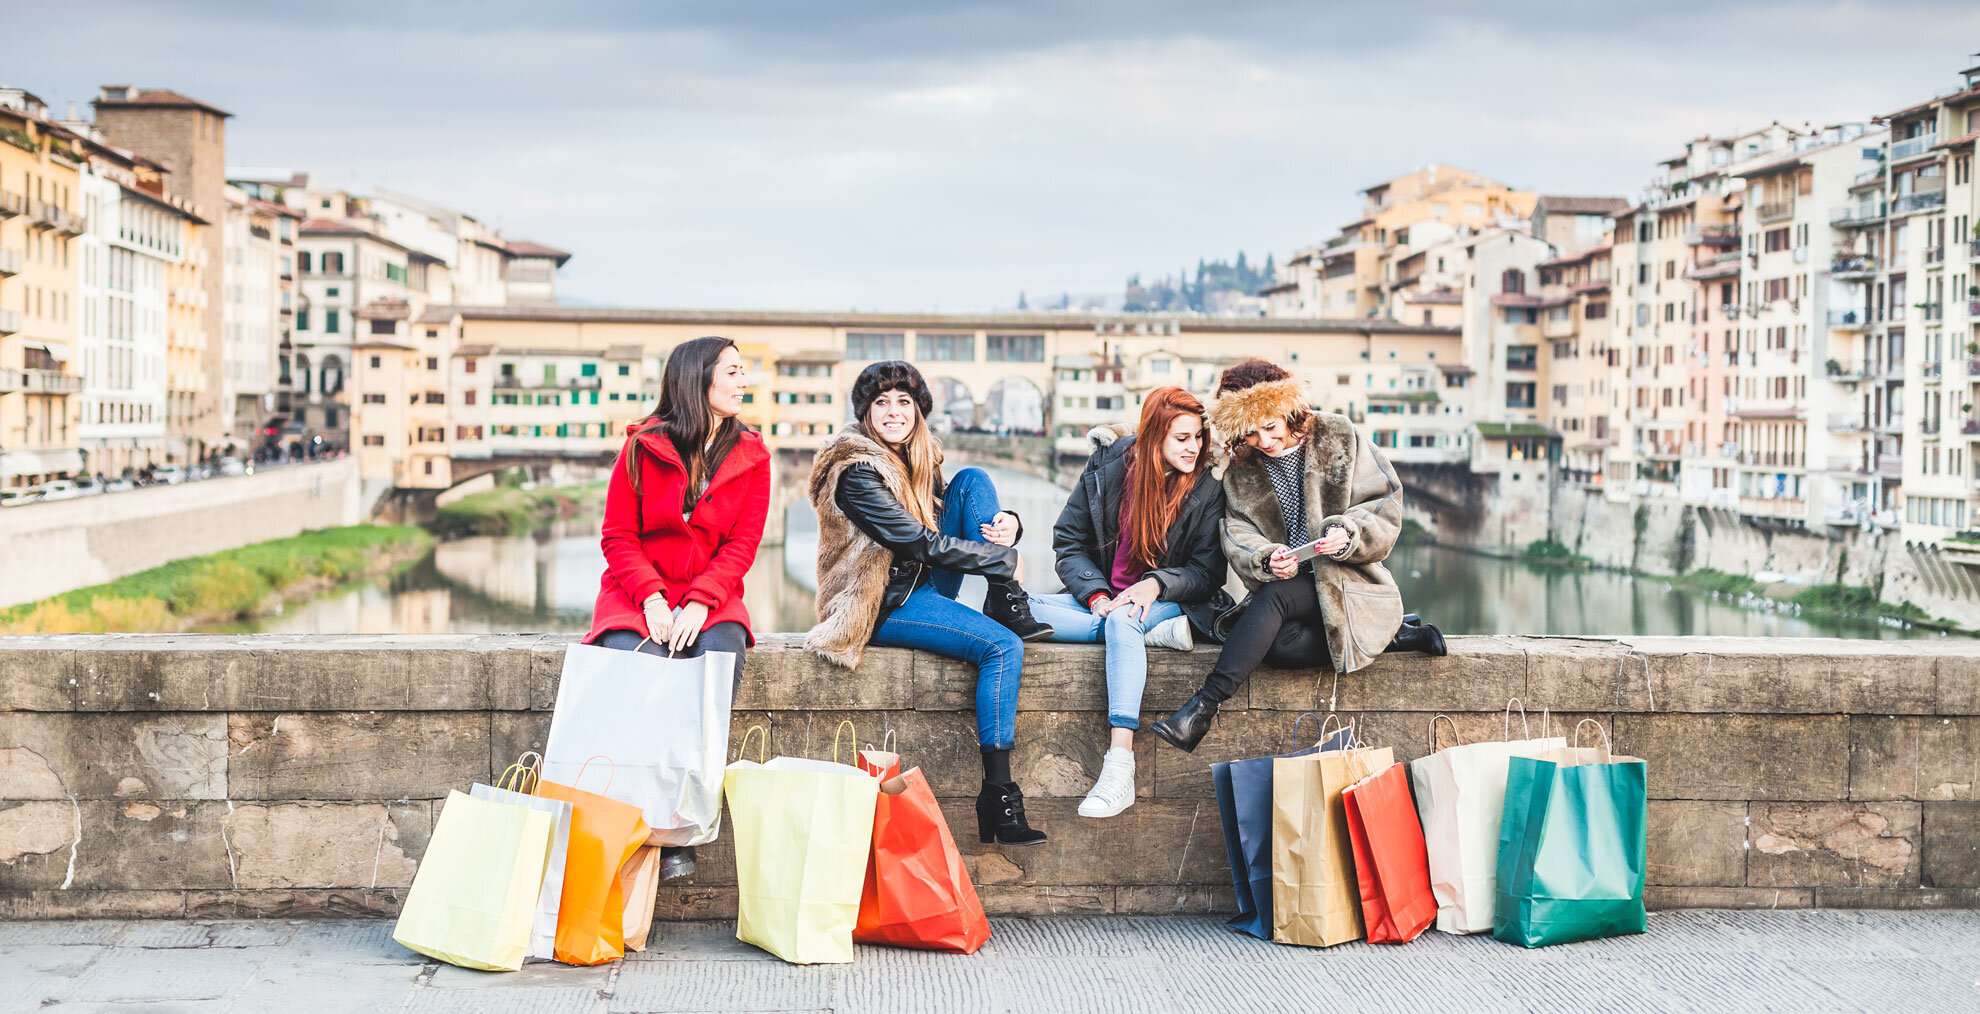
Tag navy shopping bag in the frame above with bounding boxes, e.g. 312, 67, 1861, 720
1213, 716, 1355, 939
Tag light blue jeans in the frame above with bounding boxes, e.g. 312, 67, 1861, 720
1027, 591, 1184, 730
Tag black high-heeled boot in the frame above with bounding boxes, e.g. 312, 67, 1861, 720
1150, 690, 1220, 753
975, 780, 1048, 846
982, 580, 1053, 641
1384, 621, 1447, 656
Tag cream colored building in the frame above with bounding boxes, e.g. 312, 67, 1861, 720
0, 89, 85, 489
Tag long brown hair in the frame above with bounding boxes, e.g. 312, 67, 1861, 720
628, 336, 742, 512
1120, 386, 1206, 570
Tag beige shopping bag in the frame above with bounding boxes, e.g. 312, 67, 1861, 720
1271, 718, 1393, 948
619, 845, 662, 951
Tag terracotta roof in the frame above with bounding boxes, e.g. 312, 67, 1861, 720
1535, 196, 1630, 216
1878, 84, 1980, 123
777, 348, 844, 364
247, 197, 300, 220
352, 339, 415, 352
506, 239, 572, 265
1258, 281, 1298, 296
605, 344, 645, 361
93, 88, 231, 118
355, 298, 412, 320
1538, 245, 1612, 269
301, 218, 370, 234
1735, 155, 1806, 180
1571, 280, 1611, 295
452, 344, 494, 357
1406, 288, 1463, 305
1491, 293, 1544, 308
417, 306, 458, 324
1684, 261, 1741, 282
1933, 129, 1980, 151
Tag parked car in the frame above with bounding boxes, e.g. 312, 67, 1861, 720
29, 480, 82, 502
217, 457, 248, 477
152, 466, 188, 485
0, 488, 43, 507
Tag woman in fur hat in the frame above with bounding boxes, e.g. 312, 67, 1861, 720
806, 360, 1054, 846
1028, 385, 1233, 817
1151, 359, 1446, 753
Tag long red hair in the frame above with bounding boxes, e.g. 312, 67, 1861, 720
1121, 386, 1207, 571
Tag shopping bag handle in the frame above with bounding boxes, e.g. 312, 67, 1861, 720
1572, 718, 1613, 761
1426, 714, 1460, 751
1503, 697, 1532, 741
736, 724, 768, 763
497, 752, 543, 794
1316, 713, 1349, 749
574, 754, 616, 794
1290, 712, 1322, 749
831, 719, 858, 766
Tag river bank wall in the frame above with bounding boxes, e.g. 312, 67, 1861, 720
0, 633, 1973, 919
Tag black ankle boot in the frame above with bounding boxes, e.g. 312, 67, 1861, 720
1403, 612, 1421, 626
975, 780, 1048, 846
1384, 621, 1447, 656
983, 580, 1053, 641
659, 845, 696, 880
1151, 690, 1220, 753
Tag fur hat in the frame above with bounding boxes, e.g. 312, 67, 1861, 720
1207, 376, 1310, 447
849, 360, 932, 419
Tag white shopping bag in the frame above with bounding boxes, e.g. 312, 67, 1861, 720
1407, 705, 1566, 934
469, 753, 571, 962
543, 642, 735, 846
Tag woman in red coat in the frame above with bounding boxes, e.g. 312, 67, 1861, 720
588, 335, 770, 680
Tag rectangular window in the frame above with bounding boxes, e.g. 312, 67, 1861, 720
427, 357, 439, 371
369, 319, 395, 335
361, 434, 384, 446
846, 331, 905, 360
298, 251, 313, 273
986, 333, 1045, 362
325, 310, 340, 334
464, 390, 477, 405
543, 364, 557, 384
368, 355, 381, 368
915, 333, 974, 361
297, 309, 310, 331
464, 359, 477, 374
617, 364, 630, 376
362, 393, 386, 404
581, 362, 598, 377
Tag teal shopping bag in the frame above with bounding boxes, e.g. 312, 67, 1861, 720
1492, 726, 1647, 949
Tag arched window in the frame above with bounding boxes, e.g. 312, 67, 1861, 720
295, 354, 312, 394
320, 354, 344, 396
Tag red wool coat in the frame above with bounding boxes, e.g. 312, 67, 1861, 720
585, 427, 772, 645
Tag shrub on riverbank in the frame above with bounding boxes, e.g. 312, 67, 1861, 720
1522, 538, 1592, 567
0, 525, 432, 634
1669, 568, 1760, 598
430, 482, 607, 539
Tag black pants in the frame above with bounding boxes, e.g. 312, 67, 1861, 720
597, 623, 748, 693
1200, 577, 1330, 702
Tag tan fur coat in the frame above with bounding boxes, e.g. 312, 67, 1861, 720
803, 424, 924, 669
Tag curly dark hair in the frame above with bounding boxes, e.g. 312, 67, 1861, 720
1215, 358, 1292, 395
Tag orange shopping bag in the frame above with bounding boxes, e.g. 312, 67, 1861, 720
1343, 757, 1438, 944
853, 736, 991, 953
536, 757, 650, 966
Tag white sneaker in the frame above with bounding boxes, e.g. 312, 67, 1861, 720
1144, 615, 1194, 651
1078, 747, 1136, 818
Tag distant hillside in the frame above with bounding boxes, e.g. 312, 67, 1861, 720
1122, 252, 1275, 313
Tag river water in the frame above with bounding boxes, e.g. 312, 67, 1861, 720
225, 466, 1954, 641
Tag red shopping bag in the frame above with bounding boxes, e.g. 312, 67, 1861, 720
1342, 761, 1437, 944
853, 744, 991, 953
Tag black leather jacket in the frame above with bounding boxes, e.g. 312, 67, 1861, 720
1051, 433, 1232, 640
833, 463, 1019, 616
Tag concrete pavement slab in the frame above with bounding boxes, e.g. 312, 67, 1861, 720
428, 958, 614, 990
222, 960, 424, 1014
278, 919, 429, 964
44, 945, 265, 1003
609, 958, 840, 1012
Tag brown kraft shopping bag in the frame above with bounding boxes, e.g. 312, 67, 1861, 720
1271, 738, 1394, 947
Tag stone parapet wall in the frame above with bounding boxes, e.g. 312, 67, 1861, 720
0, 634, 1974, 919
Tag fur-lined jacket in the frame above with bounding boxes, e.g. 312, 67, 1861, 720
804, 424, 1018, 668
1052, 425, 1233, 640
1211, 380, 1406, 674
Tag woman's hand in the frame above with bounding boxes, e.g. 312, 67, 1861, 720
979, 511, 1020, 547
1315, 525, 1352, 559
1089, 595, 1116, 618
668, 602, 709, 653
1113, 577, 1162, 620
1268, 546, 1300, 580
642, 594, 674, 646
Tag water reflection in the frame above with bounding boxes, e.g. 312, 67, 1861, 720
223, 466, 1955, 641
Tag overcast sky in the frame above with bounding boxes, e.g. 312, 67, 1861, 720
12, 2, 1980, 311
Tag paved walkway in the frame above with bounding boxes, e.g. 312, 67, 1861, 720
3, 910, 1977, 1013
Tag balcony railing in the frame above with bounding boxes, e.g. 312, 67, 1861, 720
493, 376, 522, 389
1874, 414, 1905, 434
1919, 301, 1943, 321
1827, 309, 1869, 329
1923, 361, 1943, 382
1892, 190, 1946, 216
1828, 413, 1869, 432
0, 309, 19, 334
1924, 245, 1946, 265
567, 376, 603, 390
1504, 358, 1538, 372
1923, 419, 1942, 436
1969, 358, 1980, 377
1686, 224, 1741, 247
1830, 200, 1887, 227
1969, 240, 1980, 261
1826, 455, 1869, 474
1757, 200, 1796, 223
0, 188, 23, 219
1969, 299, 1980, 317
0, 247, 18, 277
1830, 254, 1877, 276
1964, 419, 1980, 435
1877, 455, 1904, 478
1889, 133, 1938, 161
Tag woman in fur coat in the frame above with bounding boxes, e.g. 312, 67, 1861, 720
1029, 386, 1232, 818
805, 360, 1055, 846
1151, 359, 1445, 753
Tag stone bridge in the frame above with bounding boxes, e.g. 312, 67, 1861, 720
0, 635, 1973, 919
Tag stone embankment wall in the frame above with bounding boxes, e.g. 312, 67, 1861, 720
0, 459, 363, 609
0, 634, 1974, 919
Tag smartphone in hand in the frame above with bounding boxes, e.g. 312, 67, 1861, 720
1286, 537, 1329, 562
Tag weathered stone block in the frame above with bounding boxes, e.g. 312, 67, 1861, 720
1642, 886, 1812, 910
0, 640, 84, 711
1246, 636, 1528, 714
1628, 642, 1830, 714
654, 886, 738, 921
1113, 885, 1235, 915
1848, 716, 1979, 802
1747, 802, 1921, 889
1647, 800, 1746, 887
0, 800, 232, 891
1523, 638, 1650, 712
1808, 887, 1980, 909
942, 797, 1229, 887
227, 713, 490, 801
1613, 714, 1847, 801
75, 638, 259, 712
477, 634, 543, 711
0, 713, 226, 800
974, 884, 1113, 915
489, 712, 553, 774
74, 636, 500, 712
1922, 801, 1980, 889
1939, 651, 1980, 715
0, 889, 188, 919
742, 642, 914, 711
222, 801, 429, 889
184, 889, 406, 919
1829, 644, 1937, 715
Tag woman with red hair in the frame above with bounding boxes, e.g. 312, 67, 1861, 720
1027, 386, 1232, 817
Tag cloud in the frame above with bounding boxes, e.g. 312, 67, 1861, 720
10, 1, 1980, 310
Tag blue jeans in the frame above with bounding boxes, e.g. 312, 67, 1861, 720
869, 468, 1023, 751
1029, 592, 1183, 730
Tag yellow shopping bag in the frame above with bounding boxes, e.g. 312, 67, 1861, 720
722, 723, 881, 964
393, 789, 555, 971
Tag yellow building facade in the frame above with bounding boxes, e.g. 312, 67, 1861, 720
0, 92, 85, 490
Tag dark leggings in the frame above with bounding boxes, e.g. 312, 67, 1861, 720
597, 622, 748, 693
1200, 577, 1330, 702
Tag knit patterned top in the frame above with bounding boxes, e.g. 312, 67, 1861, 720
1261, 447, 1308, 548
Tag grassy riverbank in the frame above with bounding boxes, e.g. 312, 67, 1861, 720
1665, 567, 1967, 634
0, 525, 432, 634
429, 481, 608, 538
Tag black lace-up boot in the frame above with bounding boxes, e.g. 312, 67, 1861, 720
983, 581, 1053, 641
1151, 690, 1221, 753
975, 780, 1048, 846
